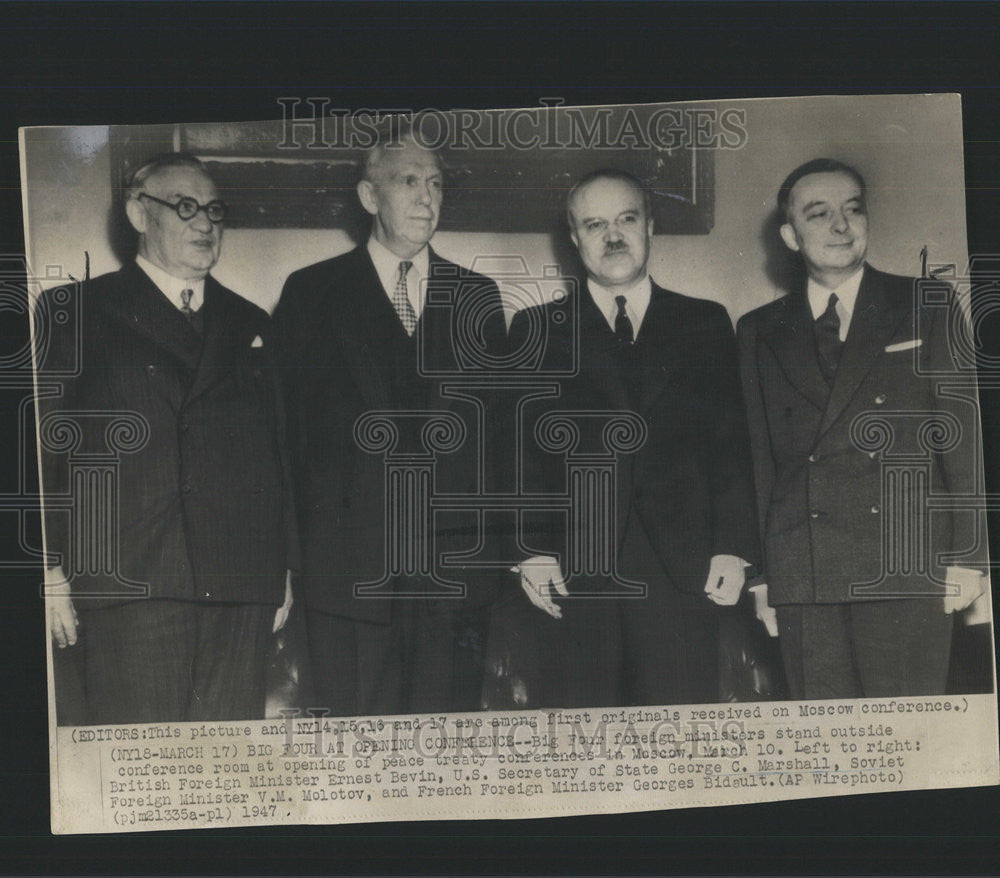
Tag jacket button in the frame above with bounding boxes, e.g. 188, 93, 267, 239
808, 453, 820, 463
182, 482, 193, 494
180, 422, 190, 433
871, 505, 881, 514
146, 365, 156, 375
874, 394, 887, 405
810, 510, 820, 519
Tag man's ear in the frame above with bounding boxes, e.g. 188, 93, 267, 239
357, 179, 377, 217
779, 222, 800, 253
647, 216, 654, 239
124, 197, 146, 235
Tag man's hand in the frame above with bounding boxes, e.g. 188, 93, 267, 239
272, 570, 294, 633
943, 566, 985, 615
511, 556, 567, 619
750, 584, 779, 637
703, 554, 747, 606
45, 566, 78, 648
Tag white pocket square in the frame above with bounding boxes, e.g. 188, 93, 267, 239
251, 335, 264, 348
884, 338, 922, 353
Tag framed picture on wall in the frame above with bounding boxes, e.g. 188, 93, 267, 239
108, 104, 715, 235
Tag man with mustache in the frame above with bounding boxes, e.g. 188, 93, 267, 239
737, 158, 987, 698
274, 129, 506, 716
40, 153, 296, 723
507, 169, 760, 707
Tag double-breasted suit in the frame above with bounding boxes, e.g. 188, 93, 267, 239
504, 281, 760, 707
38, 262, 296, 722
273, 245, 506, 715
737, 264, 985, 696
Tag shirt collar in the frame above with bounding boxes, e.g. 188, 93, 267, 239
367, 236, 430, 317
587, 274, 653, 335
135, 254, 206, 313
807, 265, 864, 331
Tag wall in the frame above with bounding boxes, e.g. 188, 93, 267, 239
22, 94, 968, 321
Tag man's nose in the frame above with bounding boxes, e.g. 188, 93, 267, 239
831, 210, 850, 233
190, 209, 215, 232
415, 182, 433, 205
605, 224, 624, 241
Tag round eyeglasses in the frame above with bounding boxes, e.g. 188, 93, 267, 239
139, 192, 227, 223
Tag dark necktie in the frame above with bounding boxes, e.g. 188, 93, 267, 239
180, 287, 194, 320
393, 260, 417, 335
614, 295, 634, 345
180, 287, 205, 335
815, 292, 842, 384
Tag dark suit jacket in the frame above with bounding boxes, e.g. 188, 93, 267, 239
737, 264, 985, 605
37, 262, 296, 608
508, 281, 760, 596
273, 245, 507, 624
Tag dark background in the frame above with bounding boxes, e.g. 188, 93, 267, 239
1, 1, 998, 874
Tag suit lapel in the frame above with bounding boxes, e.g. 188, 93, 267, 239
100, 262, 203, 371
185, 276, 259, 406
336, 247, 399, 412
760, 292, 831, 412
817, 264, 910, 437
577, 287, 632, 412
636, 286, 686, 412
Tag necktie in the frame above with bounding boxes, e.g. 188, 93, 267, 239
180, 288, 194, 321
614, 295, 634, 345
393, 260, 417, 335
815, 292, 842, 384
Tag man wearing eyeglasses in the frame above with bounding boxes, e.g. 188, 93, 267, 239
39, 152, 297, 724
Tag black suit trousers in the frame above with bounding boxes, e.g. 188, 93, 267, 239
775, 600, 953, 699
81, 599, 273, 724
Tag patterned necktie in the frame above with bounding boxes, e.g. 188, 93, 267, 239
392, 260, 417, 335
815, 292, 842, 384
180, 287, 194, 321
614, 295, 634, 345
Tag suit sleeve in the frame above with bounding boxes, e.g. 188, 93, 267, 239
926, 285, 989, 572
261, 306, 301, 573
736, 311, 775, 581
34, 284, 80, 573
506, 307, 566, 564
701, 303, 761, 569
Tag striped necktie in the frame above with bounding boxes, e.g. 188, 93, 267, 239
392, 261, 417, 335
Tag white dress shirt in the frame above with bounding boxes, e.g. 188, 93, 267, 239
806, 265, 864, 342
136, 254, 205, 313
367, 236, 430, 321
587, 274, 652, 337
